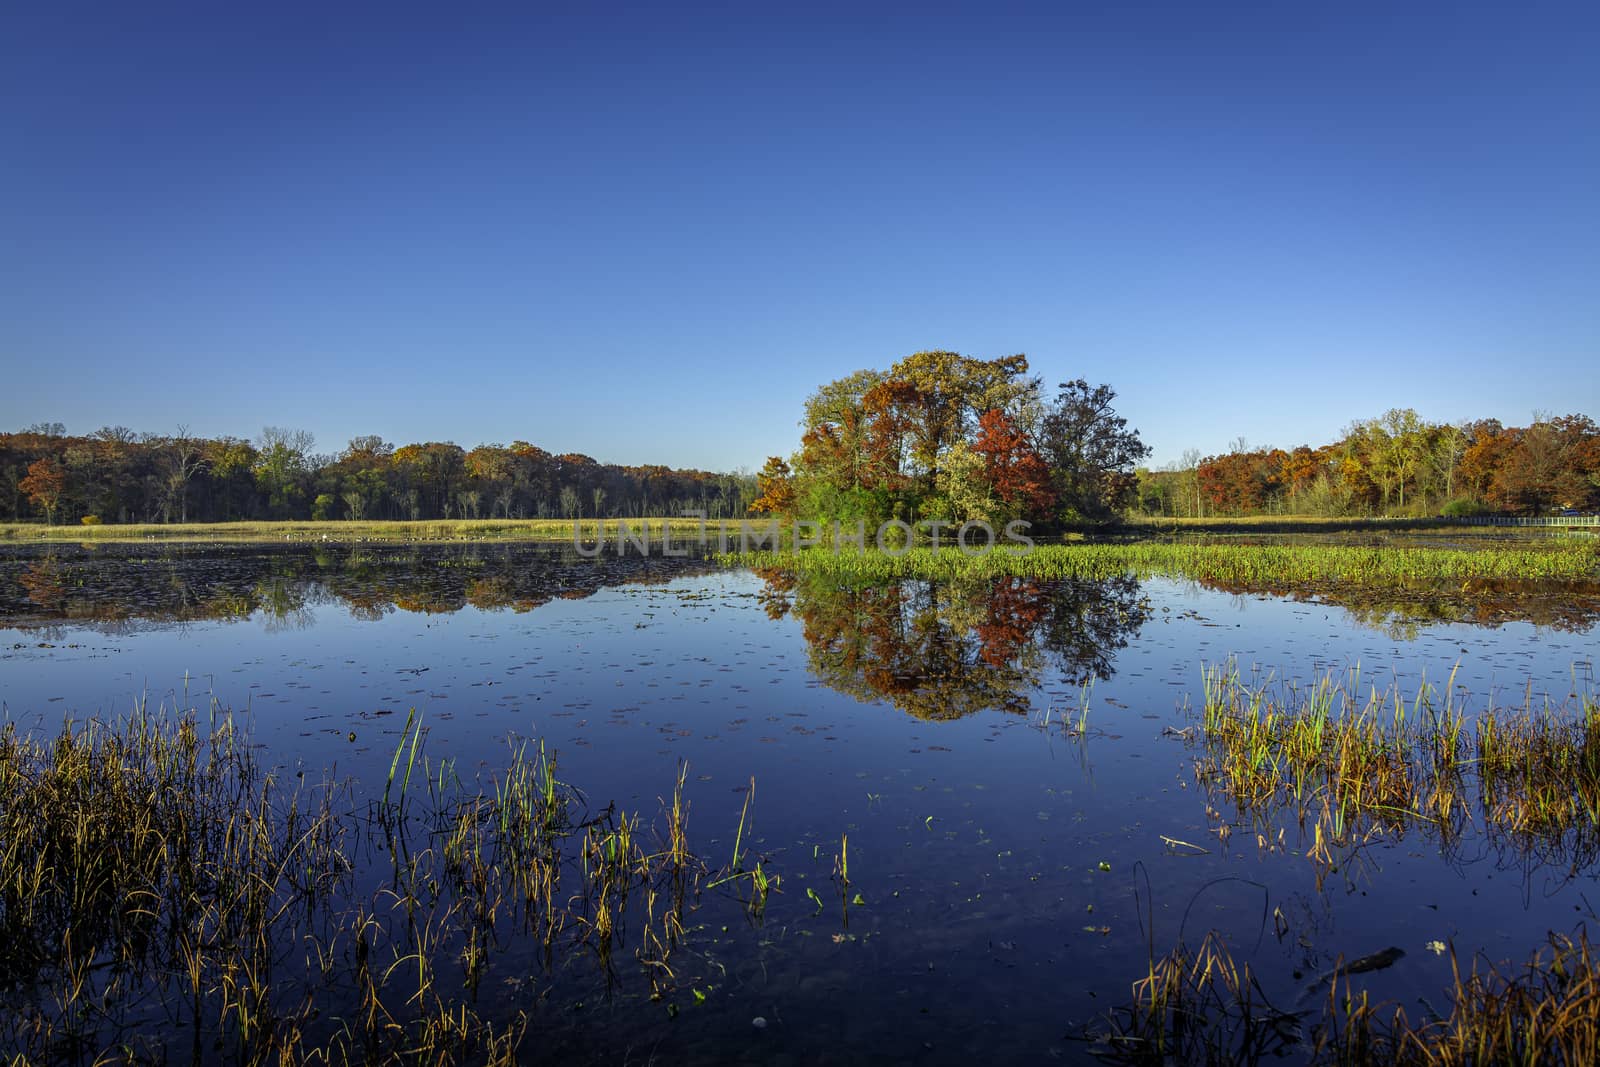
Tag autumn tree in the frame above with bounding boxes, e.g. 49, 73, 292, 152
1493, 414, 1600, 513
0, 423, 755, 524
790, 352, 1046, 524
1366, 408, 1428, 511
971, 409, 1056, 519
393, 442, 466, 518
886, 350, 1036, 490
749, 456, 796, 516
1427, 423, 1468, 503
19, 457, 66, 524
797, 369, 887, 492
1197, 450, 1286, 513
254, 427, 315, 517
1458, 420, 1511, 502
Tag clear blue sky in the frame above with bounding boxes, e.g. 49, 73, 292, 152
2, 2, 1596, 470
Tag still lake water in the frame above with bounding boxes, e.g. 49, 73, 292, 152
2, 542, 1597, 1062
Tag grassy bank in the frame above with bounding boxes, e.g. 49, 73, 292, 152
724, 541, 1600, 585
0, 516, 737, 544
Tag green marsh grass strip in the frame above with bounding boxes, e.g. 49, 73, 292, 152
723, 542, 1600, 584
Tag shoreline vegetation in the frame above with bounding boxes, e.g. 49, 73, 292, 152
1, 513, 1594, 545
725, 541, 1600, 586
10, 366, 1594, 539
0, 516, 735, 543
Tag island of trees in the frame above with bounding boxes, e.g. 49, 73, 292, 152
748, 350, 1148, 529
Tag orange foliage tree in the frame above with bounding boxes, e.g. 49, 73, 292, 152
19, 457, 66, 524
749, 456, 796, 515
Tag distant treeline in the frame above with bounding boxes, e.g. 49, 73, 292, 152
1136, 410, 1599, 518
2, 424, 757, 526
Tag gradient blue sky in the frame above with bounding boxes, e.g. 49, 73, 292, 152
3, 2, 1596, 471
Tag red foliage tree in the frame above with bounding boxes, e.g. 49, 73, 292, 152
971, 409, 1056, 519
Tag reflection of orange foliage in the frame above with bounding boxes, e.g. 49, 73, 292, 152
466, 577, 516, 610
1, 547, 722, 631
392, 592, 467, 614
782, 576, 1051, 719
761, 569, 1160, 720
753, 566, 796, 619
1202, 576, 1600, 636
17, 559, 67, 611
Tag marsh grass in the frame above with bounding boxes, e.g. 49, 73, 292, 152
1094, 667, 1600, 1063
726, 541, 1600, 586
1093, 929, 1600, 1066
1194, 663, 1600, 881
0, 517, 736, 545
1319, 929, 1600, 1065
0, 703, 353, 1061
1088, 932, 1302, 1065
0, 707, 744, 1064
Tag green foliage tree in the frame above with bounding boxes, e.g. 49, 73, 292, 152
253, 427, 314, 518
1038, 380, 1150, 521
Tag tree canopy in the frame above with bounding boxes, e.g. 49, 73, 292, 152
1136, 410, 1600, 519
0, 427, 757, 525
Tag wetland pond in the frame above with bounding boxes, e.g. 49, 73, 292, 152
2, 540, 1599, 1063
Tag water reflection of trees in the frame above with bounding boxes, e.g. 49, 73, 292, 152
0, 545, 716, 630
756, 570, 1152, 719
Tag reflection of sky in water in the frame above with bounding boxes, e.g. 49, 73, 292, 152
2, 552, 1598, 1061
